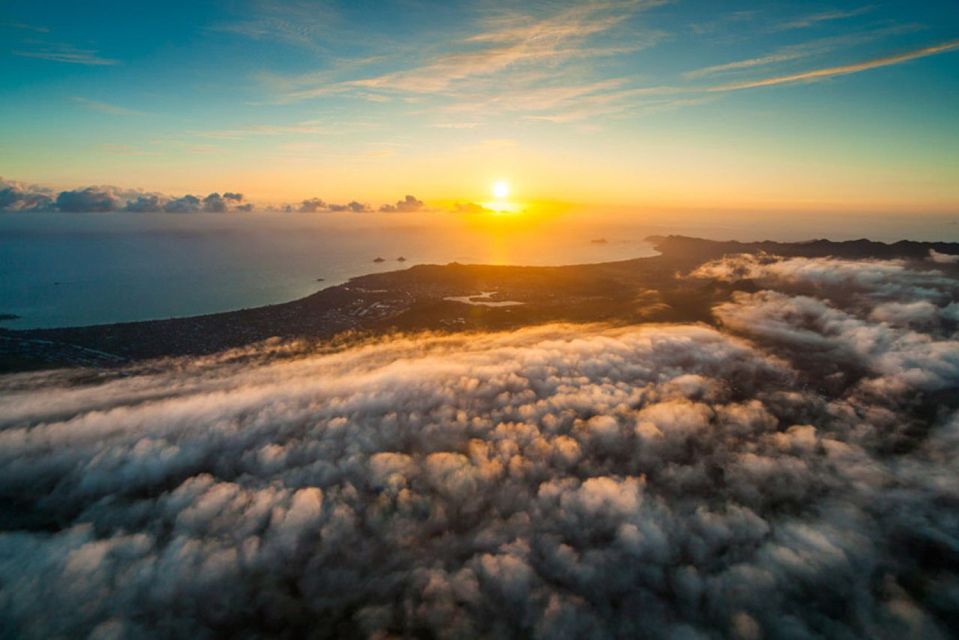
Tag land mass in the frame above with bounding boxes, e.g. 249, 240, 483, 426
3, 235, 958, 372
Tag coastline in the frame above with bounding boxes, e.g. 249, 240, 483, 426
2, 235, 957, 373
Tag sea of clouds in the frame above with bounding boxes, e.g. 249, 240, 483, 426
1, 253, 958, 639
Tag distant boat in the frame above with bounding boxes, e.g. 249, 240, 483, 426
373, 257, 386, 263
397, 256, 407, 262
316, 278, 325, 282
590, 238, 608, 244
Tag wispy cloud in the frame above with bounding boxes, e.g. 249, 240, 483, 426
530, 37, 959, 120
1, 22, 49, 33
688, 10, 758, 35
216, 0, 339, 51
688, 6, 874, 39
772, 6, 873, 32
193, 119, 374, 140
685, 49, 811, 80
439, 77, 632, 116
246, 2, 957, 130
684, 24, 922, 80
72, 97, 143, 116
99, 144, 159, 157
274, 0, 666, 107
707, 39, 959, 92
433, 122, 481, 129
13, 43, 118, 65
348, 3, 664, 95
523, 91, 711, 124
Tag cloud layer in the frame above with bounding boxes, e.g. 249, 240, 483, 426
0, 177, 427, 214
0, 179, 254, 214
1, 254, 958, 638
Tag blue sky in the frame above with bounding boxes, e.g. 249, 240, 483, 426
1, 0, 958, 210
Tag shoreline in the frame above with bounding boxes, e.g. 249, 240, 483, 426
2, 235, 957, 373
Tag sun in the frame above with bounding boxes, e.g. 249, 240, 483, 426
492, 180, 510, 199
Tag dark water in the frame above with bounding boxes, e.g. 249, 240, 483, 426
0, 211, 654, 329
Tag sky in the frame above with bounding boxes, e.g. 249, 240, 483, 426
1, 0, 958, 212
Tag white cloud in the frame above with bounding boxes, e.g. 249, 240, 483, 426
929, 249, 959, 264
2, 255, 959, 637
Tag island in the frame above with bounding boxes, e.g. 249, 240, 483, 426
2, 235, 957, 372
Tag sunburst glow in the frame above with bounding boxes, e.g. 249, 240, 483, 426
492, 180, 510, 199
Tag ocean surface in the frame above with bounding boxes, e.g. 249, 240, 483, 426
1, 209, 957, 329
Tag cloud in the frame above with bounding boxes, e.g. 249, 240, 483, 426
682, 26, 919, 80
256, 3, 953, 125
696, 253, 959, 398
688, 6, 871, 37
275, 0, 667, 123
706, 39, 959, 92
195, 120, 347, 140
55, 188, 119, 212
345, 2, 657, 95
129, 193, 244, 214
232, 0, 952, 129
433, 122, 481, 129
13, 43, 118, 65
2, 254, 959, 637
216, 0, 340, 51
0, 178, 55, 212
295, 198, 328, 213
870, 300, 941, 326
688, 10, 758, 36
0, 178, 254, 214
692, 252, 959, 303
292, 196, 427, 214
163, 195, 201, 213
71, 97, 143, 116
685, 48, 811, 80
136, 192, 249, 214
715, 290, 959, 396
379, 195, 425, 212
2, 177, 435, 215
454, 201, 495, 214
328, 200, 371, 212
202, 193, 232, 213
1, 22, 50, 33
929, 249, 959, 264
772, 7, 873, 32
122, 194, 164, 213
